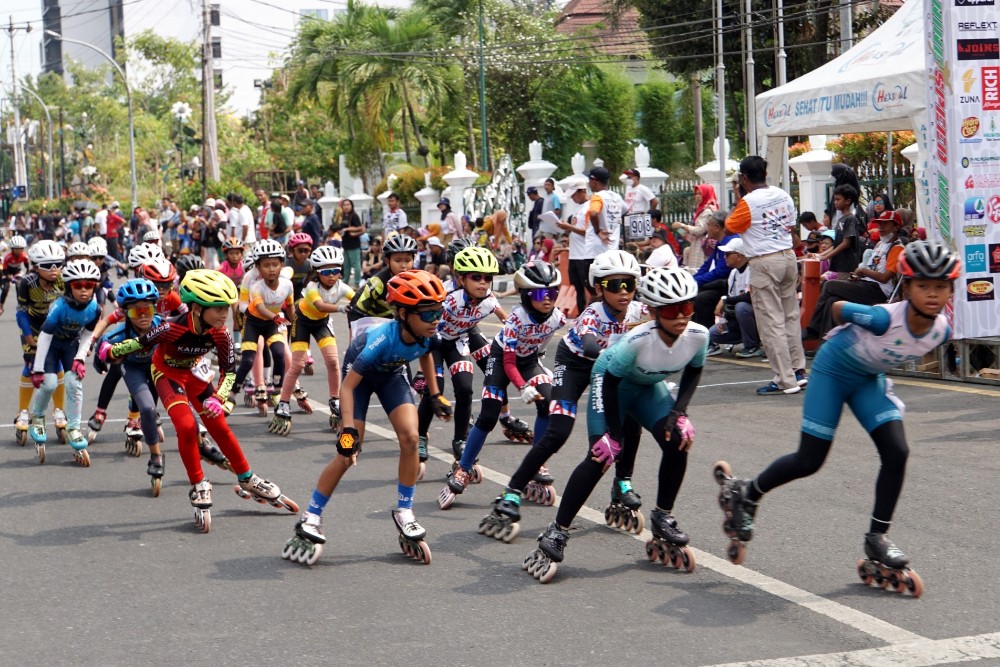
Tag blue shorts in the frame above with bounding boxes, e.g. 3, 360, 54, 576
587, 378, 676, 436
800, 367, 903, 441
351, 371, 413, 421
42, 337, 78, 374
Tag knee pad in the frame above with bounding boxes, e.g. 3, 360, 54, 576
41, 373, 60, 393
449, 360, 474, 377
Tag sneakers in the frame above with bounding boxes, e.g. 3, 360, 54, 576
736, 346, 763, 358
795, 369, 808, 387
706, 343, 723, 357
756, 381, 801, 396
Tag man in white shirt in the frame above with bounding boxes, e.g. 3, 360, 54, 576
644, 228, 678, 268
382, 192, 408, 232
623, 168, 658, 215
557, 178, 594, 316
586, 166, 623, 253
94, 205, 109, 237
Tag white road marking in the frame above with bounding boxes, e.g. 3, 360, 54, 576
702, 631, 1000, 667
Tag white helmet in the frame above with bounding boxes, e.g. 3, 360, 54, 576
637, 267, 698, 307
67, 241, 91, 258
9, 235, 27, 250
588, 250, 641, 285
253, 238, 285, 261
143, 229, 162, 242
143, 257, 174, 282
28, 240, 66, 266
128, 243, 165, 269
309, 245, 344, 269
62, 258, 101, 283
88, 237, 108, 258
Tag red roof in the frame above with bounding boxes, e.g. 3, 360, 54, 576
555, 0, 650, 58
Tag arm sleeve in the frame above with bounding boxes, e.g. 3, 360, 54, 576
33, 332, 54, 373
16, 309, 32, 337
503, 347, 527, 390
75, 328, 95, 361
597, 371, 625, 442
725, 200, 751, 234
838, 302, 891, 335
580, 333, 602, 360
671, 364, 703, 416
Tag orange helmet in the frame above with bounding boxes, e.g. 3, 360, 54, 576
387, 270, 447, 307
141, 258, 178, 284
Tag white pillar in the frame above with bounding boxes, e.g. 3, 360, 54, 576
901, 142, 930, 230
516, 141, 558, 228
442, 152, 478, 219
348, 178, 374, 230
413, 172, 441, 228
318, 180, 340, 229
788, 135, 835, 218
695, 137, 741, 208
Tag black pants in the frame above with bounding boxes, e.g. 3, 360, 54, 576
235, 315, 287, 388
807, 279, 887, 338
693, 278, 728, 329
569, 258, 594, 315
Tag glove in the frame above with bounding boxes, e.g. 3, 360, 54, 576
411, 372, 427, 395
590, 432, 621, 467
71, 359, 86, 380
93, 353, 109, 375
203, 395, 225, 419
273, 316, 290, 328
675, 415, 695, 442
337, 426, 361, 458
520, 384, 541, 404
430, 393, 453, 419
97, 341, 112, 363
31, 372, 46, 389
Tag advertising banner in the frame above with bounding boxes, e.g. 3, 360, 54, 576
925, 0, 1000, 339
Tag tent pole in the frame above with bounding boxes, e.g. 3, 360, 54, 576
775, 0, 789, 189
745, 0, 757, 155
887, 131, 894, 202
716, 0, 728, 204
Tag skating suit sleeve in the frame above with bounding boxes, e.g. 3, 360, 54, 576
349, 320, 433, 377
564, 302, 629, 359
438, 290, 501, 341
106, 308, 126, 326
349, 269, 393, 320
597, 320, 709, 385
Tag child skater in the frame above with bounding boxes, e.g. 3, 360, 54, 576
714, 240, 960, 598
281, 269, 453, 566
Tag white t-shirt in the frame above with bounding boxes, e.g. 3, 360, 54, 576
237, 205, 256, 243
736, 185, 796, 258
95, 209, 108, 235
624, 183, 655, 215
383, 208, 408, 232
645, 243, 677, 269
584, 190, 623, 256
568, 204, 589, 260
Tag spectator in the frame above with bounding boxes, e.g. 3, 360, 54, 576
338, 198, 365, 288
292, 180, 311, 212
706, 237, 760, 358
537, 178, 562, 240
673, 183, 718, 269
691, 212, 738, 327
266, 195, 293, 245
309, 183, 324, 219
106, 202, 124, 261
623, 168, 658, 216
725, 155, 805, 396
556, 177, 594, 314
643, 228, 678, 269
362, 235, 384, 278
586, 166, 623, 253
526, 186, 543, 241
299, 201, 324, 248
438, 198, 460, 245
423, 236, 449, 277
813, 184, 863, 275
382, 192, 408, 232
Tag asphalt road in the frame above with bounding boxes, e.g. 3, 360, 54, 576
2, 296, 999, 666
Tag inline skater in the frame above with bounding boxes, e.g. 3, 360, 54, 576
285, 232, 315, 374
0, 234, 29, 315
346, 233, 417, 338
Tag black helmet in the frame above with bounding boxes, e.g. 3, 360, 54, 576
175, 254, 205, 280
514, 260, 561, 290
898, 240, 961, 281
447, 237, 474, 263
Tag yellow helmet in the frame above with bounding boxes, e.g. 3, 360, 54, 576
453, 246, 499, 274
180, 269, 238, 306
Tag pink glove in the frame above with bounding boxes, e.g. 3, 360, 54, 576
203, 395, 225, 419
31, 372, 46, 389
97, 341, 112, 363
71, 359, 86, 380
590, 433, 621, 467
676, 415, 695, 441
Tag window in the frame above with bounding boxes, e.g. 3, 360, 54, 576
300, 8, 328, 21
210, 4, 220, 27
211, 37, 221, 59
213, 69, 223, 89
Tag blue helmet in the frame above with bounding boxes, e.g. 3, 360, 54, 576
117, 279, 159, 308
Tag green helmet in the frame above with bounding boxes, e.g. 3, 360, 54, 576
179, 269, 238, 307
453, 246, 499, 275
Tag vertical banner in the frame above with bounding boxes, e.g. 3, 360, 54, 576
926, 0, 1000, 339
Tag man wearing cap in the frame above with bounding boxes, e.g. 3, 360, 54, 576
623, 168, 658, 215
526, 186, 543, 242
586, 166, 623, 256
644, 228, 678, 269
557, 177, 596, 314
725, 155, 805, 396
423, 236, 448, 278
299, 201, 323, 248
293, 180, 311, 213
706, 237, 761, 358
106, 201, 124, 262
382, 192, 408, 233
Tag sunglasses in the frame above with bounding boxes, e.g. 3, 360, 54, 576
411, 308, 444, 323
527, 287, 559, 302
318, 268, 343, 276
154, 281, 174, 290
599, 278, 637, 293
69, 280, 99, 290
38, 262, 63, 270
127, 304, 156, 319
462, 273, 492, 283
874, 200, 885, 205
657, 301, 695, 319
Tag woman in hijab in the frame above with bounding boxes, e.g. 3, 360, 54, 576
673, 183, 718, 269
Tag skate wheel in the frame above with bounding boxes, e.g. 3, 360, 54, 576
280, 496, 299, 513
470, 465, 482, 484
500, 523, 520, 544
258, 405, 268, 417
543, 487, 555, 506
37, 444, 45, 465
437, 487, 455, 510
712, 460, 733, 485
57, 428, 67, 444
857, 559, 874, 586
536, 560, 557, 584
16, 430, 26, 446
604, 507, 614, 526
727, 539, 746, 565
526, 554, 542, 576
878, 567, 891, 589
417, 541, 432, 565
75, 449, 91, 467
904, 569, 924, 598
723, 519, 736, 538
477, 516, 490, 535
483, 521, 499, 538
645, 540, 658, 562
151, 476, 162, 497
417, 461, 426, 482
614, 512, 626, 530
87, 430, 97, 444
195, 509, 211, 533
300, 400, 313, 414
281, 539, 297, 560
522, 552, 536, 571
632, 511, 645, 535
678, 546, 696, 573
302, 544, 323, 566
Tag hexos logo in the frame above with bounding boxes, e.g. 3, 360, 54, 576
966, 244, 988, 272
965, 196, 986, 220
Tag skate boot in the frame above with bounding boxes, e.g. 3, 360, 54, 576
393, 508, 431, 564
438, 466, 471, 509
328, 397, 341, 430
124, 418, 144, 457
522, 521, 567, 584
646, 508, 695, 572
478, 488, 522, 543
87, 408, 106, 444
449, 440, 481, 483
30, 415, 46, 464
190, 480, 213, 533
303, 353, 315, 376
243, 381, 255, 408
68, 429, 91, 467
268, 402, 292, 436
605, 477, 644, 534
268, 382, 281, 408
282, 512, 326, 566
500, 414, 533, 443
147, 454, 165, 497
712, 460, 757, 565
524, 466, 556, 506
14, 409, 29, 447
234, 474, 299, 512
857, 532, 923, 597
254, 385, 269, 416
198, 433, 233, 472
53, 408, 68, 444
417, 436, 428, 481
292, 385, 312, 414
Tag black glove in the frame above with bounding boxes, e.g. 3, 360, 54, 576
431, 393, 453, 419
663, 409, 685, 434
337, 426, 361, 458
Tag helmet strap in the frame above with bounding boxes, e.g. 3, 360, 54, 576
398, 309, 427, 344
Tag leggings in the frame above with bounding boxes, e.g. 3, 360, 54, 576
280, 312, 341, 402
32, 338, 84, 429
121, 362, 160, 445
235, 315, 286, 388
417, 338, 476, 443
96, 362, 124, 411
556, 416, 686, 528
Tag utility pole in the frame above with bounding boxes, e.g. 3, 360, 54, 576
58, 106, 65, 196
477, 0, 488, 171
201, 0, 219, 200
7, 17, 32, 200
744, 0, 756, 156
839, 0, 854, 53
715, 0, 727, 204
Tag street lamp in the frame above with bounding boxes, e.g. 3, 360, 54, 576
19, 85, 54, 201
45, 30, 138, 212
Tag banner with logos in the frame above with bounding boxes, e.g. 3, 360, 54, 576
926, 0, 1000, 339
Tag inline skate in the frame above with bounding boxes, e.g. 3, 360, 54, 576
393, 508, 431, 564
14, 409, 29, 446
417, 435, 428, 481
857, 532, 923, 597
524, 466, 556, 506
328, 397, 341, 430
53, 408, 68, 444
190, 479, 212, 533
147, 453, 165, 497
282, 512, 326, 565
605, 477, 645, 534
198, 430, 233, 472
268, 402, 292, 436
243, 381, 255, 408
445, 441, 482, 484
29, 415, 46, 464
253, 385, 269, 416
713, 460, 757, 565
292, 385, 312, 413
233, 474, 299, 512
646, 508, 695, 572
500, 414, 533, 443
438, 466, 471, 509
68, 429, 91, 467
522, 522, 567, 584
267, 382, 281, 408
303, 353, 315, 376
124, 418, 143, 457
478, 488, 522, 543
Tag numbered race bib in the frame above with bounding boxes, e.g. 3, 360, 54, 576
192, 356, 216, 384
624, 213, 652, 241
